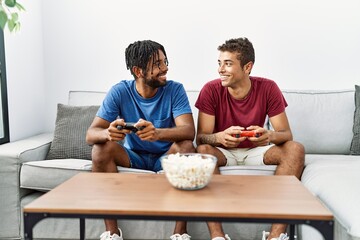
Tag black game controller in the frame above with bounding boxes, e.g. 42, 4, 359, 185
116, 123, 145, 133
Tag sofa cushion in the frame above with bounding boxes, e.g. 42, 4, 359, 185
68, 90, 106, 106
282, 90, 355, 154
21, 159, 92, 191
301, 156, 360, 238
220, 165, 276, 175
46, 104, 99, 160
20, 159, 156, 191
20, 159, 276, 192
350, 85, 360, 155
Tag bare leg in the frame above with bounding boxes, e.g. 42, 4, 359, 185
196, 144, 227, 174
263, 141, 305, 239
92, 141, 131, 235
197, 144, 228, 238
166, 140, 196, 155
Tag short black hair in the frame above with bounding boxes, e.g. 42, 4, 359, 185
125, 40, 168, 78
217, 37, 255, 68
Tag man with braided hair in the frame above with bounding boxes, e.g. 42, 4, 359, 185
86, 40, 196, 240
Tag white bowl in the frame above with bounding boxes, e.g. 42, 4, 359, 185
160, 153, 217, 190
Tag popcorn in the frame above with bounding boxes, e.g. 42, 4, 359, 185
161, 153, 217, 190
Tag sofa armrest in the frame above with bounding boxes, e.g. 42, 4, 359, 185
0, 132, 53, 163
0, 132, 53, 239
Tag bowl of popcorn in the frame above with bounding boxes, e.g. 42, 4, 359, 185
160, 153, 217, 190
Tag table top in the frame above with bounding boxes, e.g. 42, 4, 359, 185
24, 173, 333, 221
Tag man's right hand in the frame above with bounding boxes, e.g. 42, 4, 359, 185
218, 126, 246, 148
107, 119, 131, 141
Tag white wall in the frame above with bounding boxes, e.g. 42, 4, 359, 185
4, 0, 360, 141
4, 0, 45, 141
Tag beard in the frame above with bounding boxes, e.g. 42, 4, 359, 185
143, 75, 167, 89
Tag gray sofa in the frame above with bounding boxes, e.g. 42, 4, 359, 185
0, 88, 359, 240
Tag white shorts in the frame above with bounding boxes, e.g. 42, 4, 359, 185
217, 145, 273, 166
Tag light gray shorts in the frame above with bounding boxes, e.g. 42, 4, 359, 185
217, 145, 273, 166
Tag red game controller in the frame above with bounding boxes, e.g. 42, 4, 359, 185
232, 131, 262, 138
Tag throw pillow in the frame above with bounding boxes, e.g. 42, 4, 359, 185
350, 85, 360, 155
46, 104, 99, 160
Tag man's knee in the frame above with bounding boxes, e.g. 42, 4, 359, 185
291, 141, 305, 156
285, 141, 305, 159
196, 144, 215, 154
279, 141, 305, 169
196, 144, 226, 170
265, 141, 305, 163
171, 140, 195, 153
92, 141, 119, 165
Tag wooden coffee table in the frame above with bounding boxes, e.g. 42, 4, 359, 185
23, 173, 333, 240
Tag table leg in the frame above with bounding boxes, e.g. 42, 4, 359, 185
307, 220, 334, 240
24, 213, 47, 240
289, 224, 295, 240
80, 218, 85, 240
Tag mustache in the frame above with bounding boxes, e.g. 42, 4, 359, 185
151, 70, 167, 77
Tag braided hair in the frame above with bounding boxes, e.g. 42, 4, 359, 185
217, 37, 255, 68
125, 40, 168, 78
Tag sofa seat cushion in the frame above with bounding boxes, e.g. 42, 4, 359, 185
20, 160, 155, 191
305, 153, 360, 165
301, 156, 360, 238
220, 165, 276, 175
20, 160, 276, 192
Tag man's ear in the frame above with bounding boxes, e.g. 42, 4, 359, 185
132, 66, 144, 78
244, 62, 254, 75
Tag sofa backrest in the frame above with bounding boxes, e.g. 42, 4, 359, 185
68, 91, 106, 106
282, 90, 355, 154
69, 89, 356, 155
68, 90, 201, 136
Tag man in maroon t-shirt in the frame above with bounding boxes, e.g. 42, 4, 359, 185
175, 38, 304, 240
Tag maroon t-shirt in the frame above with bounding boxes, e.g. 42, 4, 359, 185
195, 76, 287, 148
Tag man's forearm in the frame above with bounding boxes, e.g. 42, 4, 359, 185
197, 133, 219, 146
156, 125, 195, 142
86, 128, 109, 145
268, 130, 293, 145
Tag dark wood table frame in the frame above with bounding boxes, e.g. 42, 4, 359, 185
23, 173, 334, 240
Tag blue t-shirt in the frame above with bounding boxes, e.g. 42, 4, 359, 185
97, 80, 192, 154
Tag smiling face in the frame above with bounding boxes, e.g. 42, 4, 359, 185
141, 50, 169, 89
218, 51, 252, 88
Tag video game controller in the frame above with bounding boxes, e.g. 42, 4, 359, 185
232, 131, 262, 138
116, 123, 145, 133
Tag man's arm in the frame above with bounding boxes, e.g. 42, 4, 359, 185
136, 113, 195, 142
267, 112, 293, 145
196, 111, 243, 148
196, 111, 217, 146
86, 116, 129, 145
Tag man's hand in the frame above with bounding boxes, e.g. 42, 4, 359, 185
245, 125, 269, 146
107, 119, 131, 141
217, 126, 247, 148
134, 119, 159, 142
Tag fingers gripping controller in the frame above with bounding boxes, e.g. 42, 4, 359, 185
117, 122, 145, 133
232, 130, 262, 138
